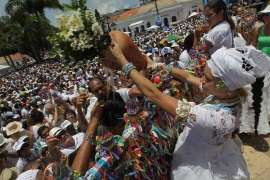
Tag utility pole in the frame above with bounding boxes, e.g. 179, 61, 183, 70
154, 0, 162, 26
154, 0, 159, 16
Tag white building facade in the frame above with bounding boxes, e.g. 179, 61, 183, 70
111, 0, 201, 33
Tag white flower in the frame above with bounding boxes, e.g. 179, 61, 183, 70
53, 8, 108, 58
67, 13, 84, 32
92, 23, 104, 36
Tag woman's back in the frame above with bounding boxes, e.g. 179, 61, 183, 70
203, 21, 233, 55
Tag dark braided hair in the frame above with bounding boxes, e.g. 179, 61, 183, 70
101, 92, 126, 127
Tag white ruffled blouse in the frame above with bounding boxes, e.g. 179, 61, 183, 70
171, 96, 250, 180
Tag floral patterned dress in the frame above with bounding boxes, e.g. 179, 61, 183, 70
171, 96, 250, 180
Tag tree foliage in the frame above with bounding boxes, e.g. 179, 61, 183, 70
2, 0, 62, 63
0, 16, 23, 56
63, 0, 87, 11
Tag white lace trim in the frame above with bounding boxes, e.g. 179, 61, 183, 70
239, 85, 255, 134
176, 99, 191, 119
239, 73, 270, 135
257, 73, 270, 135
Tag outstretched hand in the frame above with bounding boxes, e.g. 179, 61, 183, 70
101, 42, 129, 70
86, 102, 104, 134
91, 102, 104, 121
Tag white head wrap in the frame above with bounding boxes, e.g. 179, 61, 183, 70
208, 46, 270, 90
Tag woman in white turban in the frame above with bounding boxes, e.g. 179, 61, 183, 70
101, 43, 270, 180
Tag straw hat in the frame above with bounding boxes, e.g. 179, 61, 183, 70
0, 167, 18, 180
5, 121, 22, 136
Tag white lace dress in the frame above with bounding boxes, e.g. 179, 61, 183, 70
171, 97, 250, 180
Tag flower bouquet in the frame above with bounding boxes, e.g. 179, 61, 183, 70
48, 8, 111, 62
49, 8, 147, 70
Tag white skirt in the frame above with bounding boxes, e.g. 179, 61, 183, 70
171, 127, 250, 180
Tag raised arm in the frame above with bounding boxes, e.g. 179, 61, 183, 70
74, 94, 89, 132
71, 103, 102, 175
102, 44, 178, 116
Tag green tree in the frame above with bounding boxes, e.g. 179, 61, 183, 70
6, 0, 62, 17
0, 16, 24, 68
63, 0, 87, 10
5, 0, 63, 63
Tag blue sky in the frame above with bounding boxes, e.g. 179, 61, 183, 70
0, 0, 140, 25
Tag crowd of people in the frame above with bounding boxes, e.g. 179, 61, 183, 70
0, 0, 270, 179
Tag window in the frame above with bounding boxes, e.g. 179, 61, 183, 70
135, 27, 139, 34
163, 18, 169, 27
172, 16, 177, 22
140, 25, 145, 32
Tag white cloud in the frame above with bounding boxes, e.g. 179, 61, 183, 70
0, 0, 140, 25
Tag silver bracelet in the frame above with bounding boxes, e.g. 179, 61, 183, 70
176, 99, 191, 119
166, 64, 173, 74
85, 134, 96, 145
122, 63, 136, 78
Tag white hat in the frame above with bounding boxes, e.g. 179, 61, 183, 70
18, 135, 29, 143
5, 121, 22, 136
12, 114, 20, 119
60, 120, 72, 130
16, 169, 39, 180
60, 132, 85, 156
161, 47, 172, 56
171, 42, 180, 48
4, 111, 14, 118
188, 12, 199, 19
37, 101, 42, 105
13, 136, 28, 152
0, 134, 7, 153
49, 127, 64, 137
260, 5, 270, 14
